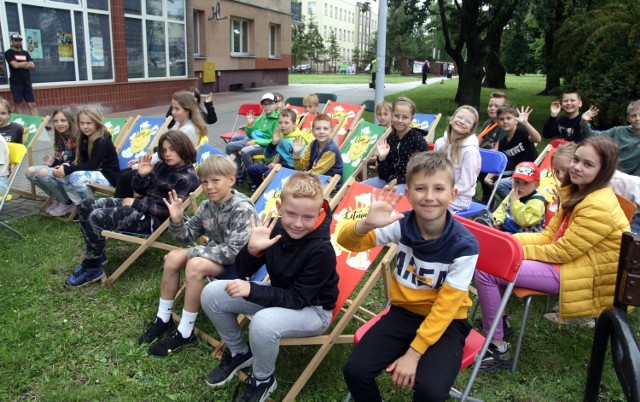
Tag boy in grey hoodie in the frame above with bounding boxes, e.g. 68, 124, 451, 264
139, 155, 256, 357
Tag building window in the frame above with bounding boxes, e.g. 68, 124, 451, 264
231, 18, 250, 55
269, 24, 280, 58
324, 3, 327, 16
125, 0, 186, 79
193, 10, 202, 56
308, 1, 316, 15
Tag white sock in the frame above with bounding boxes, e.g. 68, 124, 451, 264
156, 298, 174, 323
177, 309, 197, 338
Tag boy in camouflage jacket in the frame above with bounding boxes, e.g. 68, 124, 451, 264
140, 155, 256, 357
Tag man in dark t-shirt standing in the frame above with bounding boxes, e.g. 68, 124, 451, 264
4, 32, 37, 115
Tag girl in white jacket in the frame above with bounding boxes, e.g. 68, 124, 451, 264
435, 105, 481, 212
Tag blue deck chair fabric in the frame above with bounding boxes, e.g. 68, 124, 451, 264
117, 116, 170, 169
457, 149, 508, 218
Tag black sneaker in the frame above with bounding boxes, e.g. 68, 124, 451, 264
473, 315, 513, 339
138, 317, 176, 345
206, 348, 253, 387
231, 375, 277, 402
479, 343, 512, 372
147, 329, 197, 357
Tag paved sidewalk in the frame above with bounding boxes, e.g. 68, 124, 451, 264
1, 76, 446, 224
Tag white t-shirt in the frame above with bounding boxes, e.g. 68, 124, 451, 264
0, 136, 9, 177
174, 120, 199, 147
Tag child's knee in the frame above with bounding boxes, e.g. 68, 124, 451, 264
163, 249, 188, 270
413, 380, 450, 402
184, 258, 217, 282
25, 166, 35, 177
38, 168, 50, 177
200, 280, 227, 309
343, 357, 366, 384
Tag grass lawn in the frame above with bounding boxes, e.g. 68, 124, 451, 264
2, 75, 638, 401
289, 72, 421, 85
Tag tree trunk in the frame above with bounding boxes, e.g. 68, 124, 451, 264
455, 61, 485, 109
483, 32, 506, 88
539, 27, 561, 95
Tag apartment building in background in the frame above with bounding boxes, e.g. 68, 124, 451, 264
299, 0, 377, 72
0, 0, 292, 114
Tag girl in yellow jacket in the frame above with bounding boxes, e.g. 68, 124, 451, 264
475, 136, 630, 371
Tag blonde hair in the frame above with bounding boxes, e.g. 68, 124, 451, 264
280, 172, 324, 203
0, 98, 13, 114
552, 142, 578, 164
198, 155, 236, 179
75, 107, 108, 164
392, 97, 416, 115
627, 100, 640, 115
172, 90, 207, 140
375, 101, 392, 114
444, 105, 479, 164
303, 94, 319, 107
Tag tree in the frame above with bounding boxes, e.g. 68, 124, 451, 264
386, 0, 431, 72
554, 1, 640, 127
500, 7, 541, 77
306, 16, 325, 71
435, 0, 523, 108
291, 22, 309, 69
327, 30, 340, 72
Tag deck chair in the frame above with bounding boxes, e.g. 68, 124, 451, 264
315, 92, 337, 105
8, 113, 50, 199
340, 119, 391, 182
362, 99, 375, 113
297, 113, 343, 141
99, 144, 224, 286
346, 216, 523, 402
103, 116, 136, 149
0, 142, 28, 238
219, 103, 263, 143
412, 112, 442, 145
324, 101, 366, 147
457, 149, 508, 218
285, 97, 304, 107
273, 179, 413, 401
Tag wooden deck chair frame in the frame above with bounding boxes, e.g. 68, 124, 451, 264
323, 100, 366, 147
9, 113, 50, 199
0, 142, 28, 238
412, 112, 442, 144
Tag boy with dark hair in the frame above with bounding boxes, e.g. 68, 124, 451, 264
139, 155, 256, 357
338, 151, 479, 401
201, 172, 339, 401
542, 91, 584, 142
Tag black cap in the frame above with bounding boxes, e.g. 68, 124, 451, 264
10, 33, 22, 40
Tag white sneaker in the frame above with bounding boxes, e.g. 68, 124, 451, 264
49, 202, 76, 217
45, 199, 60, 215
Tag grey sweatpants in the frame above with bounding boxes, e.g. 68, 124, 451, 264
201, 280, 332, 379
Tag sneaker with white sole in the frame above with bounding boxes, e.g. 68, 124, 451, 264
147, 329, 198, 357
49, 202, 76, 217
479, 342, 512, 372
206, 347, 253, 387
231, 374, 277, 402
45, 199, 60, 215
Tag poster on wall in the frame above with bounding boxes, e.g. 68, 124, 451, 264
90, 36, 104, 67
57, 32, 73, 61
25, 29, 43, 59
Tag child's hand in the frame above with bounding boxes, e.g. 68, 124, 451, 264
550, 101, 561, 117
246, 110, 256, 126
248, 213, 282, 256
267, 162, 276, 169
508, 187, 520, 203
121, 197, 135, 207
246, 140, 256, 146
492, 220, 503, 230
552, 183, 561, 205
582, 106, 599, 123
516, 106, 533, 124
292, 136, 304, 155
52, 165, 65, 178
225, 279, 251, 298
137, 154, 153, 176
204, 92, 213, 103
484, 175, 495, 186
127, 158, 140, 168
386, 348, 420, 391
272, 130, 281, 145
163, 189, 186, 223
358, 186, 404, 232
42, 154, 54, 166
376, 137, 390, 161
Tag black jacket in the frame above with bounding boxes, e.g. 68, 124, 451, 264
235, 199, 339, 311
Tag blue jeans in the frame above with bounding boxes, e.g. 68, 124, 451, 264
61, 170, 111, 205
25, 165, 70, 203
0, 175, 7, 196
362, 177, 407, 195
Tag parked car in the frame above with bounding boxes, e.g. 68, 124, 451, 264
293, 64, 311, 73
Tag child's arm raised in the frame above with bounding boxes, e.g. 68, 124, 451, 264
517, 106, 542, 144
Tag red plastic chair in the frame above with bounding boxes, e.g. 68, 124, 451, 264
219, 103, 263, 143
347, 216, 523, 401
